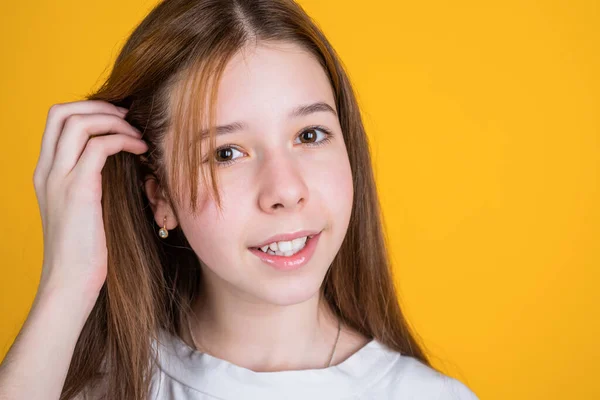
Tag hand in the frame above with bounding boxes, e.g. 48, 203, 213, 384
32, 100, 148, 299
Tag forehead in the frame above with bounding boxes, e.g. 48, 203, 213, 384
215, 41, 335, 123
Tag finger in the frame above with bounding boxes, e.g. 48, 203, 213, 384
50, 113, 142, 177
73, 134, 148, 178
35, 101, 128, 184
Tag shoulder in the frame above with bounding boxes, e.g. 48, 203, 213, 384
363, 343, 479, 400
435, 374, 480, 400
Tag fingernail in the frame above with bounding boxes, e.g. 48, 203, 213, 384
117, 107, 129, 114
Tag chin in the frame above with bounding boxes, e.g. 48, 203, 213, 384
249, 269, 327, 306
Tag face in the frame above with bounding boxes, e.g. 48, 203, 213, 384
157, 41, 353, 306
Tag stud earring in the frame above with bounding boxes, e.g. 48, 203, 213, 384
158, 216, 169, 239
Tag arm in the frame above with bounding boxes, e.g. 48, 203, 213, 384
0, 100, 145, 400
0, 283, 98, 400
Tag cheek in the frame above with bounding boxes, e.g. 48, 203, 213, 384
177, 180, 251, 268
314, 148, 354, 226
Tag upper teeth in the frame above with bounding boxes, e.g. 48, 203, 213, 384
260, 236, 308, 255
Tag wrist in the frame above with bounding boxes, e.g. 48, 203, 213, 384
34, 279, 101, 322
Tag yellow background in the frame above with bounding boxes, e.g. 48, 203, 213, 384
1, 1, 598, 398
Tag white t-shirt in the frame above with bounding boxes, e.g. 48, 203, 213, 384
147, 328, 479, 400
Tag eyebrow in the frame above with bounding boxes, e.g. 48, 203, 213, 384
198, 101, 337, 139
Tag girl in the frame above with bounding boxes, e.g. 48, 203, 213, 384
0, 0, 479, 399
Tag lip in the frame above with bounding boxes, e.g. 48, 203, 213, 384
250, 230, 321, 249
248, 231, 322, 271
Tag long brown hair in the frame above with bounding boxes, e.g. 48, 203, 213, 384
63, 0, 435, 398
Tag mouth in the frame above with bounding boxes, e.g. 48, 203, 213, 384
250, 232, 319, 257
248, 231, 323, 271
249, 229, 321, 256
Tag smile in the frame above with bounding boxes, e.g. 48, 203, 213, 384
248, 231, 322, 271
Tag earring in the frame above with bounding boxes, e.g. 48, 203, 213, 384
158, 216, 169, 239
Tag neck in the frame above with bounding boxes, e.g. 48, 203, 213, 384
186, 279, 341, 372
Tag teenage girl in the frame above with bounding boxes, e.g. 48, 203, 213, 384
0, 0, 479, 399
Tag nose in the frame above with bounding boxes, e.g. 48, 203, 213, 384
257, 151, 309, 213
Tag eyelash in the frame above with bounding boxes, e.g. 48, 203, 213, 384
206, 125, 333, 167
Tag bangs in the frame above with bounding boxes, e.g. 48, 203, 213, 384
165, 44, 243, 217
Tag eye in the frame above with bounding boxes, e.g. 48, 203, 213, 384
214, 146, 244, 165
205, 125, 333, 167
294, 126, 333, 147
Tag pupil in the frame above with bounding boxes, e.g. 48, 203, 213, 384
218, 148, 232, 160
302, 130, 316, 142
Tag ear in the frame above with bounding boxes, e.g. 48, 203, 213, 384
143, 175, 179, 230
